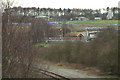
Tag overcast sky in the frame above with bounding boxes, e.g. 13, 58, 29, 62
13, 0, 119, 9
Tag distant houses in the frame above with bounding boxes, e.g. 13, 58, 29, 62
4, 7, 119, 21
47, 32, 84, 42
47, 27, 101, 43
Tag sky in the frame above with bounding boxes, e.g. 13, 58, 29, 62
13, 0, 119, 9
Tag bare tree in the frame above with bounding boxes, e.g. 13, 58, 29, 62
2, 6, 52, 77
2, 11, 36, 78
2, 1, 36, 77
62, 24, 71, 37
1, 0, 14, 12
31, 18, 51, 44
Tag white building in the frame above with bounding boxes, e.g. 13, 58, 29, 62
75, 17, 89, 21
94, 17, 102, 20
107, 10, 114, 20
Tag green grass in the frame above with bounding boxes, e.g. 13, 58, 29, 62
33, 42, 46, 47
39, 42, 46, 47
67, 20, 119, 24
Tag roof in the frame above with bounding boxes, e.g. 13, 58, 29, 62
65, 32, 83, 37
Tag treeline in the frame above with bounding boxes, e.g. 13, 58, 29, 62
4, 6, 120, 20
55, 7, 119, 20
49, 7, 120, 20
42, 28, 118, 75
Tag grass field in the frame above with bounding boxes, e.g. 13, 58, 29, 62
67, 20, 119, 24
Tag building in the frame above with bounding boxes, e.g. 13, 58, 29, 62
94, 17, 102, 20
47, 32, 84, 42
107, 10, 114, 20
64, 32, 84, 41
74, 17, 89, 21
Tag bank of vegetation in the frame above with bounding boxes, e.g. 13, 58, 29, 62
42, 28, 118, 75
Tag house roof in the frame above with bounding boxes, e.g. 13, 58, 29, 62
65, 32, 83, 37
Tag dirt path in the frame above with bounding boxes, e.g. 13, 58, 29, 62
47, 65, 104, 78
34, 62, 104, 78
32, 58, 119, 78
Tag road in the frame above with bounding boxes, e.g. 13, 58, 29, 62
50, 22, 120, 27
